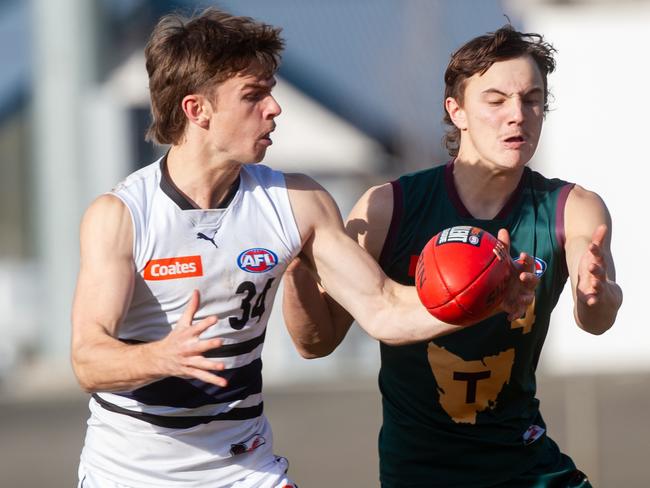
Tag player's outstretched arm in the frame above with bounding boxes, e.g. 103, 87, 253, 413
564, 186, 623, 334
286, 175, 462, 346
71, 195, 227, 392
282, 182, 392, 357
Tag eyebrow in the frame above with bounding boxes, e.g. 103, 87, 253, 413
482, 87, 543, 97
241, 79, 277, 91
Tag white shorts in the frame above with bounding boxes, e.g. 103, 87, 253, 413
81, 398, 285, 486
79, 456, 297, 488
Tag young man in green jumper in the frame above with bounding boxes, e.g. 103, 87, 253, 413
282, 26, 622, 487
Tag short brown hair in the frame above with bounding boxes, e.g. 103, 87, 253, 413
442, 25, 556, 157
145, 8, 284, 145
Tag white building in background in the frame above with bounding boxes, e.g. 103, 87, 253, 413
509, 0, 650, 374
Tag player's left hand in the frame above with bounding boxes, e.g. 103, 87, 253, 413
497, 229, 539, 321
576, 224, 620, 308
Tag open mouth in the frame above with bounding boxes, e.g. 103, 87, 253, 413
261, 126, 275, 141
259, 131, 274, 145
504, 135, 525, 143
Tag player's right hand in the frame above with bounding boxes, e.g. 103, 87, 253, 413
497, 229, 539, 321
152, 289, 227, 387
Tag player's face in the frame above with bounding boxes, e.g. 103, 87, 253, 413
207, 72, 281, 164
452, 55, 545, 170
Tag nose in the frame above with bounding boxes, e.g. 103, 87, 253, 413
507, 97, 524, 125
266, 96, 282, 119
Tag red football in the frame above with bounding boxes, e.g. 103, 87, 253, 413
415, 226, 512, 326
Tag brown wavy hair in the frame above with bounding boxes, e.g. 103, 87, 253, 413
442, 25, 557, 157
145, 8, 284, 145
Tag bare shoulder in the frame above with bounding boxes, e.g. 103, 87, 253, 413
80, 194, 133, 259
284, 172, 323, 191
565, 184, 611, 241
347, 182, 394, 259
285, 172, 337, 207
348, 182, 394, 222
566, 184, 606, 209
83, 193, 129, 219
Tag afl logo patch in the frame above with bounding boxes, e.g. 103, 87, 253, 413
513, 256, 547, 278
533, 257, 547, 277
238, 248, 278, 273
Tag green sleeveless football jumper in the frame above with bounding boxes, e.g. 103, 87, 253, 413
377, 162, 576, 487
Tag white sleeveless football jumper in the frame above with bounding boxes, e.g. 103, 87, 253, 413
79, 156, 302, 487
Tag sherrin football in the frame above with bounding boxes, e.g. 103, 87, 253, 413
415, 226, 512, 326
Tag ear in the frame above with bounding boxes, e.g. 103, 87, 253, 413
181, 94, 211, 130
445, 97, 468, 131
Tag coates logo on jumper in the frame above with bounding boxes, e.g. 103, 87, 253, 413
237, 248, 278, 273
143, 255, 203, 281
514, 256, 547, 278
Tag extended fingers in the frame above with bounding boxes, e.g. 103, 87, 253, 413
588, 241, 606, 269
591, 224, 608, 248
501, 251, 538, 320
179, 289, 201, 327
182, 364, 228, 387
497, 228, 511, 251
588, 261, 606, 280
185, 355, 226, 372
577, 269, 604, 306
493, 230, 511, 265
173, 320, 222, 360
194, 315, 219, 334
196, 336, 224, 355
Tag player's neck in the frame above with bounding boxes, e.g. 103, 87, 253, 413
166, 143, 243, 209
451, 157, 524, 220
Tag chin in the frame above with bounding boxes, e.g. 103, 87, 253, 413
499, 151, 533, 169
239, 153, 264, 165
250, 148, 268, 164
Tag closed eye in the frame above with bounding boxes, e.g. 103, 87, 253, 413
486, 98, 505, 106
